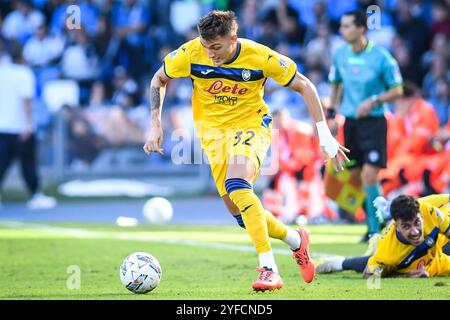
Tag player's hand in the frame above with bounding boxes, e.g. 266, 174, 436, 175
356, 99, 374, 119
143, 126, 164, 155
405, 267, 429, 278
320, 143, 350, 172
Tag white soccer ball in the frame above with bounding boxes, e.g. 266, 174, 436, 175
142, 197, 173, 224
119, 252, 162, 294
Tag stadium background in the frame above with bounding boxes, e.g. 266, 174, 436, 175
1, 0, 449, 218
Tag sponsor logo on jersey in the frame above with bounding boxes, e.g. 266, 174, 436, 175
214, 95, 238, 106
201, 69, 215, 75
204, 80, 249, 95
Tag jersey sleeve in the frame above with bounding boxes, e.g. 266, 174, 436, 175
366, 226, 396, 276
422, 202, 450, 235
380, 50, 403, 89
419, 194, 450, 209
163, 44, 191, 79
262, 47, 297, 87
328, 54, 342, 84
367, 258, 382, 274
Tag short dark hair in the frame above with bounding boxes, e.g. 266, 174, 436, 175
390, 195, 420, 222
197, 10, 238, 41
343, 10, 367, 31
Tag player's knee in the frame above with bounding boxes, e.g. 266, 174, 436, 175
225, 156, 255, 181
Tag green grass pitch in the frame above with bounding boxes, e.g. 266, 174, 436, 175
0, 222, 448, 300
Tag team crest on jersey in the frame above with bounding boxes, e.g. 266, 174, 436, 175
242, 69, 251, 81
169, 49, 178, 60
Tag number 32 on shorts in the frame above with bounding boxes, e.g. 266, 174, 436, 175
233, 130, 255, 146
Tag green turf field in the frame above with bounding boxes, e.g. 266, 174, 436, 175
0, 222, 448, 300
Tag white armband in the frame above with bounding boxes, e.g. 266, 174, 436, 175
316, 120, 340, 158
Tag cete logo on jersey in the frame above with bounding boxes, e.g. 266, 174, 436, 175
204, 80, 249, 95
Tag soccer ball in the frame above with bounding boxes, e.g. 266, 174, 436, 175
142, 197, 173, 224
119, 252, 162, 294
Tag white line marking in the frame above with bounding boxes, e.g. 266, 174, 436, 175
0, 220, 336, 258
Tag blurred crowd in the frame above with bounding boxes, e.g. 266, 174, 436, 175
0, 0, 448, 179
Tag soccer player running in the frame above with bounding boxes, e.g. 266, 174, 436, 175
144, 11, 349, 291
328, 11, 404, 241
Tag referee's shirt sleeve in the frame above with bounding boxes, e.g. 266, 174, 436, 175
381, 51, 403, 89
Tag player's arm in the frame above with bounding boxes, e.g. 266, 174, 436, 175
363, 247, 391, 278
390, 268, 429, 278
357, 86, 403, 119
357, 50, 404, 118
420, 200, 450, 238
143, 66, 171, 155
287, 72, 350, 171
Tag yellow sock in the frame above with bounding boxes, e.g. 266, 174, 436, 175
226, 179, 271, 254
264, 210, 288, 240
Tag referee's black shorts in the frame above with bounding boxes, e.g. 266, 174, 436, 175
343, 116, 387, 169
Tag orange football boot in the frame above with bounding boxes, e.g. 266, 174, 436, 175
252, 267, 283, 292
292, 228, 315, 283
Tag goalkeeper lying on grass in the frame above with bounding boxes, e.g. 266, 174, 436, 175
316, 194, 450, 278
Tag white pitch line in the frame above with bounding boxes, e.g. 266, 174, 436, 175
0, 220, 336, 258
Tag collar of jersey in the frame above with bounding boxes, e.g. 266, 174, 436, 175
223, 41, 241, 65
395, 230, 411, 245
347, 40, 373, 54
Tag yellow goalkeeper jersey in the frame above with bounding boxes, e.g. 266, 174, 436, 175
367, 194, 450, 277
163, 37, 297, 133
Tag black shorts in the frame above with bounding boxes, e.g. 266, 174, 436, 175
343, 116, 387, 169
